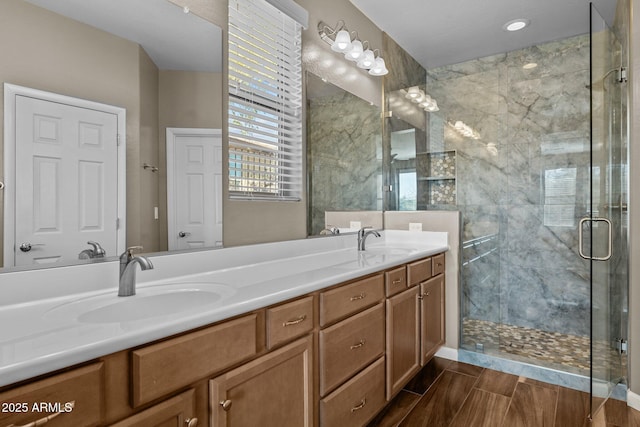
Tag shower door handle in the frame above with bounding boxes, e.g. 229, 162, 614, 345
578, 217, 612, 261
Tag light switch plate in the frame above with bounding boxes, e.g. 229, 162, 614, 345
350, 221, 362, 229
409, 222, 423, 232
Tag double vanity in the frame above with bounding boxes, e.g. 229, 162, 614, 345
0, 230, 448, 426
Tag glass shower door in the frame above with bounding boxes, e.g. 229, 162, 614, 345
589, 3, 628, 417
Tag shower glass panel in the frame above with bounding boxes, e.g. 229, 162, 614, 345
589, 3, 628, 415
440, 32, 593, 374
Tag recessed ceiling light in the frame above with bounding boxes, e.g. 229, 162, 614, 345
504, 19, 530, 32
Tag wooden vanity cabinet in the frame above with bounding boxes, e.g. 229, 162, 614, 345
385, 254, 446, 400
420, 274, 445, 365
386, 286, 421, 399
318, 274, 387, 427
2, 251, 446, 426
209, 335, 313, 427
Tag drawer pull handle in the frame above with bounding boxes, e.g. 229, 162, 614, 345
220, 399, 233, 411
8, 401, 75, 427
392, 279, 403, 285
351, 398, 367, 412
185, 418, 199, 427
350, 340, 366, 350
283, 315, 306, 327
350, 293, 366, 301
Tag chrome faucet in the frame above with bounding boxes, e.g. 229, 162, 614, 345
119, 246, 154, 297
78, 241, 106, 259
357, 227, 381, 251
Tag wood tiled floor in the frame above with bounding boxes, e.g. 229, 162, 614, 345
369, 357, 640, 427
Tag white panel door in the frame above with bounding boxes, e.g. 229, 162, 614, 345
14, 95, 118, 266
167, 128, 222, 251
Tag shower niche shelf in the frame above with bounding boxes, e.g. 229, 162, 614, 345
423, 150, 456, 206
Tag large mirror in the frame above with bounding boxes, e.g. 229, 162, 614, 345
0, 0, 222, 271
306, 72, 383, 236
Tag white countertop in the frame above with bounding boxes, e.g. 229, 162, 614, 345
0, 230, 448, 387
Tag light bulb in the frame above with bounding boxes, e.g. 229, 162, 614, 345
369, 57, 388, 76
356, 49, 375, 69
345, 40, 363, 61
331, 30, 352, 53
406, 86, 420, 99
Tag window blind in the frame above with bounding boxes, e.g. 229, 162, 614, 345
228, 0, 303, 201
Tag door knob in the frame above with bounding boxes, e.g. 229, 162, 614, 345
19, 242, 44, 252
178, 231, 191, 238
219, 400, 232, 411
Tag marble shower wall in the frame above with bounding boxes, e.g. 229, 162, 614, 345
307, 89, 382, 235
427, 35, 592, 338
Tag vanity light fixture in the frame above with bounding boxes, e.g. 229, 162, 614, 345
404, 86, 439, 112
451, 121, 480, 139
318, 20, 388, 76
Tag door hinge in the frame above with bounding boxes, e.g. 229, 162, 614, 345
116, 218, 120, 229
117, 134, 122, 146
618, 67, 628, 83
615, 338, 628, 355
383, 184, 393, 192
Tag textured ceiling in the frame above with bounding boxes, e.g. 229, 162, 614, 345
349, 0, 618, 69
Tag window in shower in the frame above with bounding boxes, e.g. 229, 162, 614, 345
398, 169, 417, 210
543, 167, 577, 227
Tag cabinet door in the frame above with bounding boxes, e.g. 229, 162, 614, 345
420, 274, 445, 365
385, 286, 420, 400
210, 335, 313, 427
110, 389, 196, 427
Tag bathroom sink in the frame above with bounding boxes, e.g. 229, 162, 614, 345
44, 282, 235, 324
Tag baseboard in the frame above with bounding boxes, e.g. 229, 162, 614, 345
628, 390, 640, 411
435, 346, 458, 361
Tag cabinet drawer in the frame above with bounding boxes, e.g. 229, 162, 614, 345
407, 257, 432, 286
320, 357, 386, 427
320, 274, 384, 327
319, 303, 385, 396
0, 363, 104, 427
385, 265, 407, 297
433, 253, 445, 275
267, 296, 314, 349
110, 389, 195, 427
132, 314, 257, 407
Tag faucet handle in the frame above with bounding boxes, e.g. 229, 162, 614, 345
121, 246, 144, 262
126, 246, 144, 255
87, 241, 106, 257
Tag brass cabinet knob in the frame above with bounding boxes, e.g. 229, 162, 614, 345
220, 399, 233, 411
185, 418, 198, 427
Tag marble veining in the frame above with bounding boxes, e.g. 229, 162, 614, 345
307, 88, 382, 235
427, 35, 592, 344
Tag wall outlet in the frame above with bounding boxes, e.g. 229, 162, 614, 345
350, 221, 362, 229
409, 222, 423, 232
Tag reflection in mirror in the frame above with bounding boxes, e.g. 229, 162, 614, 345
385, 88, 425, 211
0, 0, 222, 272
306, 72, 382, 235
